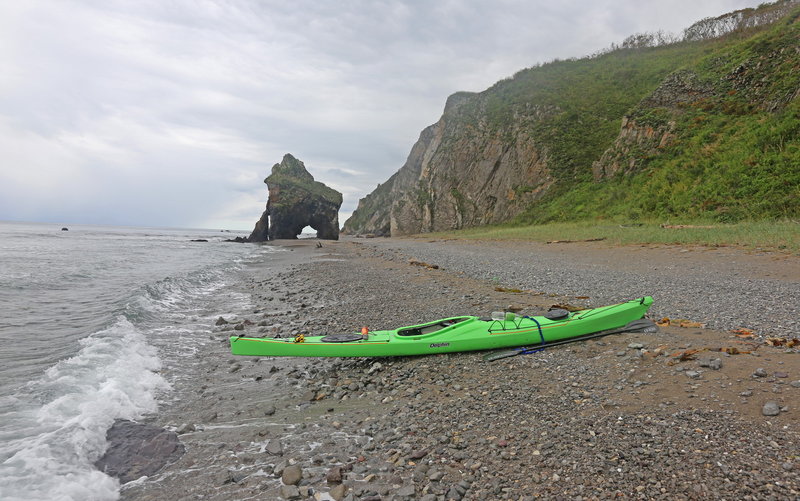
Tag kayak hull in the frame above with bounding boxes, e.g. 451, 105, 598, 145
230, 296, 653, 358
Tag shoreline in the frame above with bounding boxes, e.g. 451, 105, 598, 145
121, 238, 799, 500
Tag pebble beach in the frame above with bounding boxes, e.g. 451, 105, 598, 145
120, 237, 800, 501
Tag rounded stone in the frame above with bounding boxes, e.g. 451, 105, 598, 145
762, 401, 781, 416
281, 464, 303, 486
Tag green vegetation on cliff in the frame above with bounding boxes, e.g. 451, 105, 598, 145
266, 172, 343, 207
470, 43, 705, 181
344, 1, 800, 236
266, 154, 343, 208
514, 5, 800, 224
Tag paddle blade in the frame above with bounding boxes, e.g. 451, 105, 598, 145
482, 348, 523, 361
621, 318, 659, 334
482, 318, 659, 362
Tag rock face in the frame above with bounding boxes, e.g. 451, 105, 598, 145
342, 93, 555, 236
590, 69, 711, 180
248, 154, 343, 241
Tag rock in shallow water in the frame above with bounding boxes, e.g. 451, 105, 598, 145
279, 484, 301, 499
282, 464, 303, 486
262, 403, 277, 416
94, 419, 184, 483
266, 439, 283, 455
175, 423, 195, 434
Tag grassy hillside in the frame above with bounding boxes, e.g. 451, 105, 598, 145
514, 7, 800, 224
471, 43, 708, 182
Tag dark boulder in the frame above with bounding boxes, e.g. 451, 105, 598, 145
94, 420, 184, 483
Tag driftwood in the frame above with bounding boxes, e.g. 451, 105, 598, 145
545, 237, 606, 244
660, 224, 716, 229
408, 259, 439, 270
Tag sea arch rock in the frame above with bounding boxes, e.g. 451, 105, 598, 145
248, 154, 343, 241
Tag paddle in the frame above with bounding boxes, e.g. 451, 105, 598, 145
482, 318, 658, 362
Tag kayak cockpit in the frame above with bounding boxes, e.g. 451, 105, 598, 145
396, 316, 473, 337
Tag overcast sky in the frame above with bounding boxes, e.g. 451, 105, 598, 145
0, 0, 758, 230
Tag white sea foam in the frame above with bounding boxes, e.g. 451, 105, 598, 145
0, 223, 276, 500
0, 318, 169, 501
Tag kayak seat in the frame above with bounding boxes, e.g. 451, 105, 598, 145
419, 324, 443, 334
397, 318, 466, 336
397, 328, 422, 336
398, 323, 444, 336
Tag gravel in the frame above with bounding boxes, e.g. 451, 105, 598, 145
357, 238, 800, 337
119, 238, 800, 501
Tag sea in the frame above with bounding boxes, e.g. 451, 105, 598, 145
0, 221, 280, 501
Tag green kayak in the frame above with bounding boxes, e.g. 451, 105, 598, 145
229, 296, 654, 358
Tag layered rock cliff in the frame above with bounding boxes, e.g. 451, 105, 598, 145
344, 1, 799, 235
343, 92, 558, 235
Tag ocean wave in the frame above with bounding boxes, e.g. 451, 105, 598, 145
0, 228, 281, 500
0, 318, 169, 501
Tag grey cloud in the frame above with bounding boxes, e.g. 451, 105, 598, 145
0, 0, 759, 229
